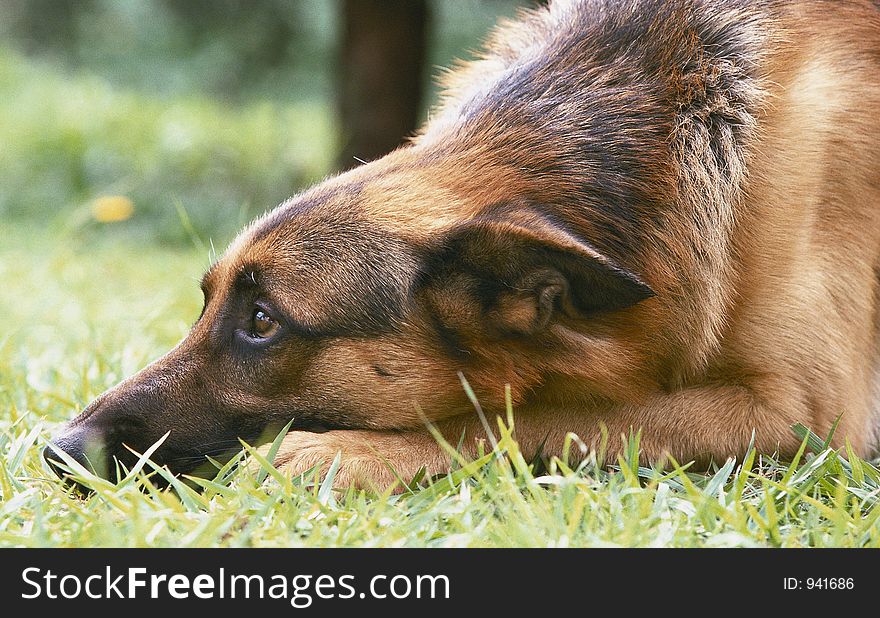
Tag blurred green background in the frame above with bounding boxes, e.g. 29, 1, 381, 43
0, 0, 528, 247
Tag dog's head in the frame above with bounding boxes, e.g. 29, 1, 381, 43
45, 151, 657, 482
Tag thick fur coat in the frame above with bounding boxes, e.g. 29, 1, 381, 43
48, 0, 880, 490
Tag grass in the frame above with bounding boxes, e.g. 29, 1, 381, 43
0, 45, 334, 245
3, 221, 880, 548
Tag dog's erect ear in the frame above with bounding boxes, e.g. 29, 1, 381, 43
432, 206, 654, 336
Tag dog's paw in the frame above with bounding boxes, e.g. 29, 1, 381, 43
252, 430, 406, 492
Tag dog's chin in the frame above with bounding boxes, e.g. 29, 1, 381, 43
47, 416, 350, 495
164, 422, 347, 488
292, 422, 332, 434
162, 420, 346, 482
285, 413, 352, 435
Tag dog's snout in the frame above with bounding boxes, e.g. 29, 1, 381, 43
43, 425, 110, 485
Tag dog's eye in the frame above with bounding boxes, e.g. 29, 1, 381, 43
250, 308, 279, 339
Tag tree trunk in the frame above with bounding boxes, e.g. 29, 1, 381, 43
337, 0, 429, 171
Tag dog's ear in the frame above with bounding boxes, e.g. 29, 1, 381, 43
431, 206, 654, 336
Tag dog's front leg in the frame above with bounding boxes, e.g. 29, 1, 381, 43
495, 380, 851, 467
265, 380, 853, 490
266, 429, 457, 491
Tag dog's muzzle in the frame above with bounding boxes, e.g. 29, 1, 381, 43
43, 423, 112, 487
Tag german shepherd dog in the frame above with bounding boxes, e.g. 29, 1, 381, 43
46, 0, 880, 490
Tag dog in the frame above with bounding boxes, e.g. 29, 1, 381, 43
46, 0, 880, 490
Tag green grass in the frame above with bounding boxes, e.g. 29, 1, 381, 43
3, 222, 880, 548
0, 45, 334, 245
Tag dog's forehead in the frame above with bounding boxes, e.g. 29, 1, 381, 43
211, 195, 421, 335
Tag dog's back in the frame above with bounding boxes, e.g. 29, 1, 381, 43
414, 0, 880, 453
713, 1, 880, 453
728, 1, 880, 451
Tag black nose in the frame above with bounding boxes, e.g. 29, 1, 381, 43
43, 426, 110, 486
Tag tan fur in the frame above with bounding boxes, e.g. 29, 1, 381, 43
264, 0, 880, 487
50, 0, 880, 492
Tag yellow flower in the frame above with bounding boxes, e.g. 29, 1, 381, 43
91, 195, 134, 223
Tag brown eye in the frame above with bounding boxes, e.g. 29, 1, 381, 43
250, 308, 279, 339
